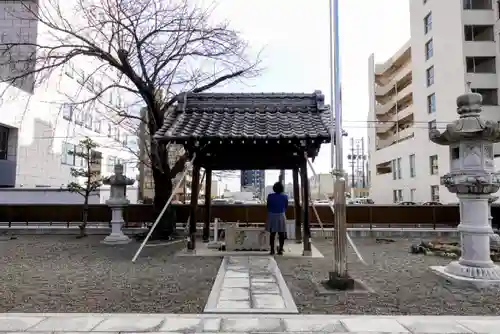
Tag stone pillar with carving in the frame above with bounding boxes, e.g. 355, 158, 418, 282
102, 164, 136, 245
428, 90, 500, 288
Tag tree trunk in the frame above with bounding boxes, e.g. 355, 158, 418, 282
78, 197, 89, 238
149, 166, 176, 240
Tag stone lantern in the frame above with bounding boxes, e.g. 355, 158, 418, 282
428, 90, 500, 288
101, 164, 135, 245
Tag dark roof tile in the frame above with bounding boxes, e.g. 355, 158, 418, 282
154, 91, 336, 141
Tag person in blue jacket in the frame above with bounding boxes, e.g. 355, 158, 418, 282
266, 182, 288, 255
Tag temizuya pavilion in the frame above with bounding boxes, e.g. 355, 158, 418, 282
154, 91, 334, 255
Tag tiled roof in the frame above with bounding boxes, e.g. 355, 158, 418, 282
154, 91, 335, 142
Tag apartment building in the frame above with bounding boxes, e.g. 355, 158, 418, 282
368, 0, 500, 204
240, 170, 265, 199
0, 0, 139, 189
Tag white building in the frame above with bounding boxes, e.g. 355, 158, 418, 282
211, 179, 219, 198
368, 0, 500, 204
0, 1, 138, 190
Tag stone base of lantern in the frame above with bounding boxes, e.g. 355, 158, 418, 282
430, 262, 500, 289
101, 206, 131, 245
102, 233, 131, 245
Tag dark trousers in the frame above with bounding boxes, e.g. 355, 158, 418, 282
270, 232, 285, 253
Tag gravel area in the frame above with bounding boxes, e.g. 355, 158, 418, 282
0, 235, 221, 313
276, 237, 500, 315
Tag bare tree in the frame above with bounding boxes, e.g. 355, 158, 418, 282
0, 0, 259, 240
67, 137, 102, 238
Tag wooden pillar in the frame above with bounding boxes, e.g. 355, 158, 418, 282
203, 169, 212, 242
300, 158, 311, 255
292, 168, 302, 243
188, 163, 201, 250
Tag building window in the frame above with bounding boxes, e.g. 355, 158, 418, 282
393, 189, 403, 203
466, 56, 496, 73
62, 104, 73, 121
428, 120, 437, 131
464, 25, 494, 41
84, 111, 93, 129
94, 119, 101, 133
107, 122, 113, 137
397, 157, 402, 179
114, 128, 120, 141
107, 156, 115, 173
426, 66, 434, 86
427, 93, 436, 113
410, 188, 416, 202
425, 39, 433, 60
464, 0, 492, 10
430, 185, 440, 202
429, 155, 438, 175
61, 142, 74, 165
0, 126, 8, 160
391, 159, 397, 180
409, 154, 416, 178
424, 12, 432, 34
74, 145, 84, 167
74, 109, 84, 125
472, 88, 498, 105
76, 70, 85, 85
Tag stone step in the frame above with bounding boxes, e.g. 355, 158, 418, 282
2, 313, 499, 333
203, 255, 298, 314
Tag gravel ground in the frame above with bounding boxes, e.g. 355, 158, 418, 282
276, 237, 500, 315
0, 235, 221, 313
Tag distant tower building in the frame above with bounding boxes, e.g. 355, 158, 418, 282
240, 170, 265, 199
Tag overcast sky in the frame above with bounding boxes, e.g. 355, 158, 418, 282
207, 0, 410, 192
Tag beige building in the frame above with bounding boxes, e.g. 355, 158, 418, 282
368, 0, 500, 204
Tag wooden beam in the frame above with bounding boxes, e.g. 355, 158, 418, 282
188, 163, 201, 250
203, 169, 212, 242
292, 168, 302, 243
300, 158, 311, 254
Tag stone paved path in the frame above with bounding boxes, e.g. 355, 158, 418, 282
204, 256, 298, 313
1, 313, 500, 333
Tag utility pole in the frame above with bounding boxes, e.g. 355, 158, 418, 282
349, 138, 355, 189
361, 137, 366, 188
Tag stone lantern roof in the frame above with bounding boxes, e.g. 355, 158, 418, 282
429, 91, 500, 146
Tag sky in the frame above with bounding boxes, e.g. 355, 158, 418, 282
207, 0, 411, 192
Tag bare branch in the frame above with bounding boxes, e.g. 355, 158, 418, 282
0, 0, 261, 208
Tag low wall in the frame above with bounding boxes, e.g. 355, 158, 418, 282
0, 204, 464, 229
0, 188, 100, 204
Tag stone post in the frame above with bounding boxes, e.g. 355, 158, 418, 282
428, 91, 500, 288
102, 164, 135, 245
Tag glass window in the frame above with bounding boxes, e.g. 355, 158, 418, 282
62, 104, 73, 121
0, 126, 8, 160
428, 120, 437, 131
425, 39, 433, 60
429, 155, 438, 175
431, 185, 440, 202
426, 66, 434, 86
61, 142, 74, 165
409, 154, 416, 177
424, 12, 432, 34
427, 93, 436, 113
